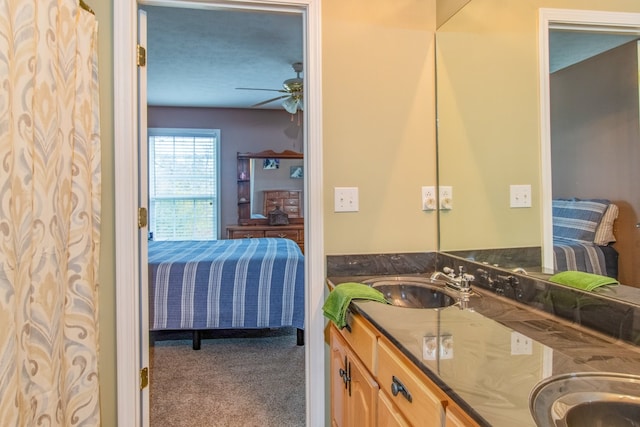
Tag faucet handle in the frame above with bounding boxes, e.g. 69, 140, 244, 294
443, 266, 455, 275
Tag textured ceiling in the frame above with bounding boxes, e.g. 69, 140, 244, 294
142, 5, 303, 109
142, 5, 639, 109
549, 30, 639, 73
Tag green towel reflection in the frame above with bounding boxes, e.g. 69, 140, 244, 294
322, 282, 389, 329
548, 270, 618, 291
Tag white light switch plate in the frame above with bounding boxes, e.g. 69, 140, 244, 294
334, 187, 359, 212
510, 184, 532, 208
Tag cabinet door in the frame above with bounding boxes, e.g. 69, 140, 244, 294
378, 389, 410, 427
330, 328, 349, 427
446, 405, 479, 427
346, 348, 378, 427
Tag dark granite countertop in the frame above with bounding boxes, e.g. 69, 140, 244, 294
327, 275, 640, 427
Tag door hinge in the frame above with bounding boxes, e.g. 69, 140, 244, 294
140, 367, 149, 390
137, 44, 146, 67
138, 207, 148, 228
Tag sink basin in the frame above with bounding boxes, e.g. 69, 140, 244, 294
362, 276, 457, 309
529, 372, 640, 427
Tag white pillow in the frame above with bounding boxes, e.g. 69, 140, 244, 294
594, 203, 618, 245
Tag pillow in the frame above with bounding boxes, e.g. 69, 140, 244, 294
552, 198, 609, 243
594, 203, 618, 245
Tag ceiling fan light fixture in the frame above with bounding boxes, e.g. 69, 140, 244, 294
282, 95, 301, 114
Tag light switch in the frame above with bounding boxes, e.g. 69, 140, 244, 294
334, 187, 359, 212
510, 185, 532, 208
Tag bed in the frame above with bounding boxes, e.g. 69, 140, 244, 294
148, 237, 305, 349
552, 198, 619, 279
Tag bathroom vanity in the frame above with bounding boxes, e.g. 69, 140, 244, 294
327, 252, 640, 426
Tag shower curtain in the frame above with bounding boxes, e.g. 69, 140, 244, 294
0, 0, 101, 425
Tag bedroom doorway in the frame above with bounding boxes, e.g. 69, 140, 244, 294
539, 9, 640, 286
114, 1, 324, 426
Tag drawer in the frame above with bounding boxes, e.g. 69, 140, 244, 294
264, 229, 299, 240
229, 230, 265, 239
283, 205, 299, 216
377, 337, 446, 427
337, 312, 378, 374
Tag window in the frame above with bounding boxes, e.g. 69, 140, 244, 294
148, 128, 220, 240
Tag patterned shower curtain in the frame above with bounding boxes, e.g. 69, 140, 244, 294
0, 0, 101, 425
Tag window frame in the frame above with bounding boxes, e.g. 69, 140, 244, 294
147, 127, 221, 240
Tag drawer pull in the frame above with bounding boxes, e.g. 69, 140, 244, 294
243, 234, 254, 238
277, 233, 287, 238
391, 376, 413, 403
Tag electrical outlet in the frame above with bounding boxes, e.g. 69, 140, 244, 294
511, 331, 533, 355
334, 187, 359, 212
440, 334, 454, 359
510, 184, 532, 208
423, 336, 437, 360
422, 186, 436, 211
440, 186, 453, 210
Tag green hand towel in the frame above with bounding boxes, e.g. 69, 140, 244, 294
548, 270, 618, 291
323, 282, 389, 329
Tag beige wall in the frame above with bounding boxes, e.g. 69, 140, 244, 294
92, 0, 116, 425
322, 0, 438, 255
96, 0, 437, 424
437, 0, 640, 251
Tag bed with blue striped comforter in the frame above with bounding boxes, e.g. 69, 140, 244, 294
148, 238, 304, 332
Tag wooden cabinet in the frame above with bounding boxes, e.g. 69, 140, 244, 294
263, 190, 302, 218
226, 224, 304, 253
377, 337, 447, 427
329, 311, 480, 427
330, 326, 378, 427
378, 389, 410, 427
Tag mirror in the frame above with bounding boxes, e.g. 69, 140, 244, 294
237, 150, 303, 225
435, 1, 640, 288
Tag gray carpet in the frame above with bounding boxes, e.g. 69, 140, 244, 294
150, 328, 306, 427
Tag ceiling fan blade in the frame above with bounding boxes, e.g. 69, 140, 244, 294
236, 87, 288, 93
251, 95, 289, 108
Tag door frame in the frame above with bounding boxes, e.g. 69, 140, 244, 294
113, 1, 325, 425
539, 8, 640, 272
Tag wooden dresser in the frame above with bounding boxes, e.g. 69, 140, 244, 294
263, 190, 302, 218
226, 224, 304, 253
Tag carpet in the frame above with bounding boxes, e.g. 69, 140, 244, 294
150, 328, 306, 426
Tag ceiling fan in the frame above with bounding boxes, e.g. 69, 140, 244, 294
237, 62, 303, 114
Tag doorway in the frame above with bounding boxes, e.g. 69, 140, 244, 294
113, 1, 324, 426
539, 9, 640, 286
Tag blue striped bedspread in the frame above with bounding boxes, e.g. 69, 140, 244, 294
148, 238, 304, 331
553, 238, 607, 276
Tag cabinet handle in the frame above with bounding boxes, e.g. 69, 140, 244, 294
391, 376, 413, 403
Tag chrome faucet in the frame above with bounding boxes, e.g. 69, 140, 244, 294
431, 266, 474, 292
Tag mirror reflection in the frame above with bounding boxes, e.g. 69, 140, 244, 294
236, 150, 303, 226
250, 158, 304, 219
435, 1, 640, 289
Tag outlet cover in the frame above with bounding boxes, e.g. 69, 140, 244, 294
440, 186, 453, 210
422, 186, 436, 211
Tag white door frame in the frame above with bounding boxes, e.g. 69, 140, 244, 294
113, 1, 325, 425
539, 8, 640, 272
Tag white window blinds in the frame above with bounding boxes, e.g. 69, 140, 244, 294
149, 129, 219, 240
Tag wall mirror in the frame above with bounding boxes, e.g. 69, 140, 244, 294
435, 1, 640, 291
237, 150, 303, 225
